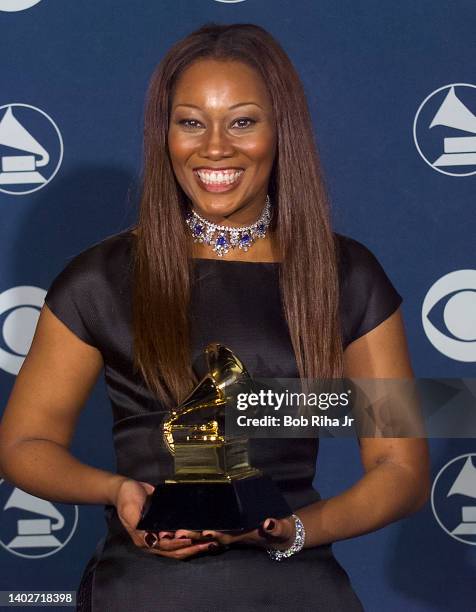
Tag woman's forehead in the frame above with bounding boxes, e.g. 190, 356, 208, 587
171, 59, 272, 110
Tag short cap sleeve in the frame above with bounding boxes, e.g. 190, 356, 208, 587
337, 234, 403, 348
44, 248, 101, 349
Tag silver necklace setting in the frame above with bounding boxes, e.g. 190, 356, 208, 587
185, 195, 272, 257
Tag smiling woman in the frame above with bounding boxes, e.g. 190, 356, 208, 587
0, 21, 429, 612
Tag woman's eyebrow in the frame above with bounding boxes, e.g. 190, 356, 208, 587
173, 102, 264, 110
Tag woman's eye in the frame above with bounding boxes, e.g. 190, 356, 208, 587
178, 119, 203, 129
232, 118, 256, 129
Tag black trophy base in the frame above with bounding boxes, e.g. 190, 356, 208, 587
136, 474, 292, 532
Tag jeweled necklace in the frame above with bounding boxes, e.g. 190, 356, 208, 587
185, 195, 272, 257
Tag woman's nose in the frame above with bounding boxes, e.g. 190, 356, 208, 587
199, 124, 234, 159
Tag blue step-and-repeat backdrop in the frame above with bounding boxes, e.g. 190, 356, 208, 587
1, 1, 475, 611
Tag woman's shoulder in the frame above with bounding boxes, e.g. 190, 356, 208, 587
50, 228, 135, 288
65, 228, 134, 271
46, 227, 136, 301
43, 229, 135, 349
334, 232, 382, 274
334, 231, 396, 289
333, 232, 403, 346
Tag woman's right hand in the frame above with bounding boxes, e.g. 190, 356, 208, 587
113, 478, 219, 559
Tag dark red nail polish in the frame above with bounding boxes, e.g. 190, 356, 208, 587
144, 532, 158, 547
160, 534, 173, 539
202, 534, 214, 540
208, 542, 219, 550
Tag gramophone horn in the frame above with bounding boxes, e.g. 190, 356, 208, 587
162, 344, 254, 454
206, 343, 252, 391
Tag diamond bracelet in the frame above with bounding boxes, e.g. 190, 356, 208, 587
267, 514, 306, 561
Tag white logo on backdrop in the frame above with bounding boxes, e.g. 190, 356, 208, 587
0, 480, 78, 559
422, 270, 476, 362
0, 286, 45, 375
413, 83, 476, 176
214, 0, 247, 3
0, 104, 63, 195
0, 0, 41, 12
431, 454, 476, 546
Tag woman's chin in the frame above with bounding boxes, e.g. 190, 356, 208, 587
192, 201, 240, 222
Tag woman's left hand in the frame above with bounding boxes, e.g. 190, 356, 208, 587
200, 516, 296, 551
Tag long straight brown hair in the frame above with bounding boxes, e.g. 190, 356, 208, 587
132, 23, 343, 408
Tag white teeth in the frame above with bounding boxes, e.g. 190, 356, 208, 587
195, 169, 243, 185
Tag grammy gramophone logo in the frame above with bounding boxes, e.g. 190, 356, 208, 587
0, 479, 78, 559
0, 0, 42, 11
431, 453, 476, 546
413, 83, 476, 177
0, 104, 63, 195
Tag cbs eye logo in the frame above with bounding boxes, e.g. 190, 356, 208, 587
0, 286, 45, 375
422, 270, 476, 362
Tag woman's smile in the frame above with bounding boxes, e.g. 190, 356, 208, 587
193, 167, 245, 192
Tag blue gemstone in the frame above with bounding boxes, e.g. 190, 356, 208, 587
240, 234, 250, 244
217, 235, 227, 247
257, 223, 264, 232
194, 224, 203, 236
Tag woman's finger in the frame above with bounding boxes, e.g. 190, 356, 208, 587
146, 539, 221, 559
149, 536, 194, 552
123, 526, 150, 549
157, 530, 212, 541
140, 531, 193, 551
259, 516, 295, 543
138, 481, 156, 496
201, 529, 247, 546
172, 541, 221, 559
119, 501, 143, 531
174, 529, 206, 540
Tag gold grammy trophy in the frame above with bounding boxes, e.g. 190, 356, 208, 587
137, 343, 291, 532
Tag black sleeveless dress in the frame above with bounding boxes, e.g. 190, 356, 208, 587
44, 229, 402, 612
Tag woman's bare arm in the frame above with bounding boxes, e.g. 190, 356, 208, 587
296, 307, 431, 547
0, 303, 214, 558
0, 303, 128, 505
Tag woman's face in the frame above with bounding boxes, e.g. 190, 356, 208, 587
168, 59, 277, 225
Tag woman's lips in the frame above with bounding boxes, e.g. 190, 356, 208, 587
193, 168, 245, 193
